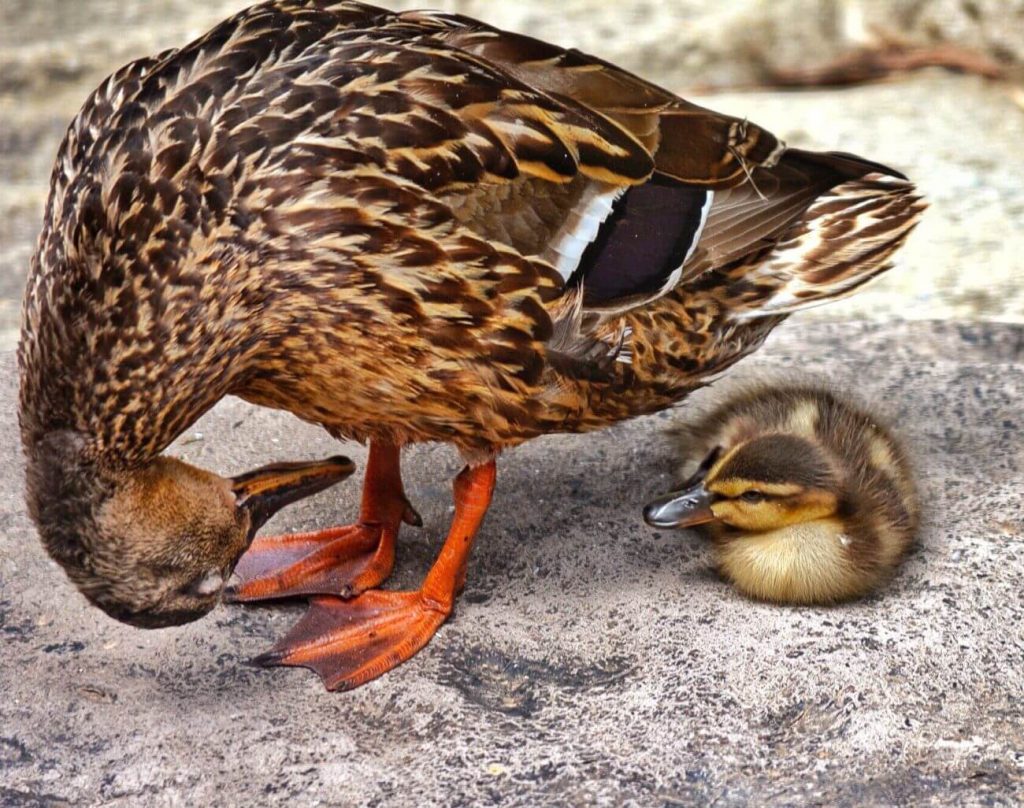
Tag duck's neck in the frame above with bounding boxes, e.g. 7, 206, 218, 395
19, 256, 258, 467
19, 299, 241, 576
21, 345, 237, 468
22, 429, 115, 584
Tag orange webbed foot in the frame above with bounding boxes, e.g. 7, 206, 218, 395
225, 522, 390, 602
253, 460, 497, 691
225, 442, 416, 603
251, 591, 449, 691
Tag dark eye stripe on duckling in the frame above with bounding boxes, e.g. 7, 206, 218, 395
562, 173, 712, 305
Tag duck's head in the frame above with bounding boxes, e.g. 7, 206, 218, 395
25, 431, 354, 628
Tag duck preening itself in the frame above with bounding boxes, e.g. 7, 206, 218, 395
19, 1, 924, 690
644, 384, 919, 604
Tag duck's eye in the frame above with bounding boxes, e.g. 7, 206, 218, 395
739, 490, 767, 504
181, 569, 224, 598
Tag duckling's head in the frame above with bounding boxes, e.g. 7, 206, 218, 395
25, 431, 353, 628
644, 385, 917, 604
645, 432, 841, 528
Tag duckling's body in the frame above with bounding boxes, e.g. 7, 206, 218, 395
645, 385, 918, 604
20, 2, 924, 689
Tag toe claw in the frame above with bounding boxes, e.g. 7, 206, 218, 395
402, 501, 423, 527
248, 649, 287, 668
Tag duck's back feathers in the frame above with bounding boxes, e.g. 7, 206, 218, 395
22, 1, 926, 457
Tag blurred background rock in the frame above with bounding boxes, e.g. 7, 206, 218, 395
2, 0, 1023, 350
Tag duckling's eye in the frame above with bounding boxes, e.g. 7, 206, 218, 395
739, 490, 767, 504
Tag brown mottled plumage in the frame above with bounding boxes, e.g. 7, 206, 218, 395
19, 1, 924, 688
645, 384, 919, 604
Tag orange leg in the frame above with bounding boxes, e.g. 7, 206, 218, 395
252, 460, 497, 691
225, 442, 418, 603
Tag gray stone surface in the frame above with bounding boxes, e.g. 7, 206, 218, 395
1, 320, 1022, 806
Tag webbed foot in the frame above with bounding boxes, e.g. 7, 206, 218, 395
225, 442, 416, 602
253, 461, 496, 690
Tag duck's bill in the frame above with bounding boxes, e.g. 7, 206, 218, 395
643, 483, 715, 529
232, 456, 356, 535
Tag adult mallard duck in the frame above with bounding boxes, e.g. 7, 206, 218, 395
19, 0, 925, 690
644, 383, 919, 604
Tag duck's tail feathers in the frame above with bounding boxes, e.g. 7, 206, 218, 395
724, 156, 926, 320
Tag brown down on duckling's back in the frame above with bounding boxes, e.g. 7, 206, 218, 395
644, 384, 919, 604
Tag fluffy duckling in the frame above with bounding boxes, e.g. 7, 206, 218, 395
644, 384, 918, 604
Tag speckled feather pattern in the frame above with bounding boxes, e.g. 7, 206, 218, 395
19, 0, 925, 470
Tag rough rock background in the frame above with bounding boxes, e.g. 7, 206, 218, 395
1, 1, 1023, 805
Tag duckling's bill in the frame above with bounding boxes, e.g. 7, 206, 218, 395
232, 456, 356, 538
644, 446, 720, 529
643, 482, 715, 529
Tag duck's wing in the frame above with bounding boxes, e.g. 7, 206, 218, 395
402, 13, 924, 393
404, 10, 780, 183
405, 12, 915, 318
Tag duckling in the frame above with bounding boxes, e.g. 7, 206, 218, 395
644, 384, 918, 604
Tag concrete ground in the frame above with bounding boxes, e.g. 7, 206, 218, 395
1, 320, 1022, 806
